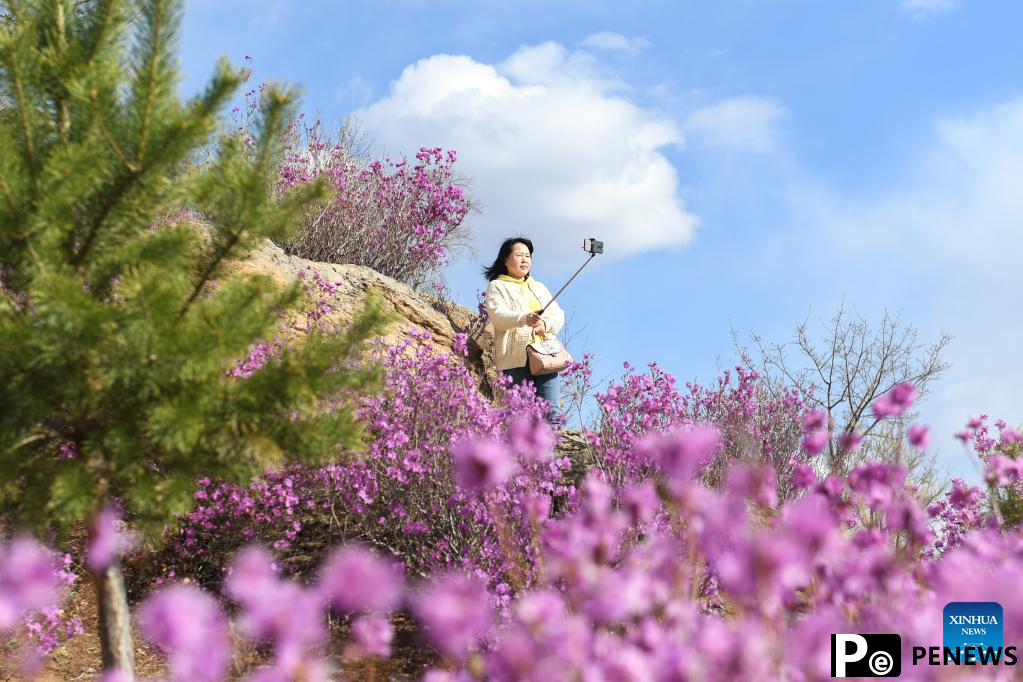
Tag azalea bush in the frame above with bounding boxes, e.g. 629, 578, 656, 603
10, 245, 1020, 680
273, 117, 473, 289
956, 416, 1023, 528
225, 57, 473, 291
168, 326, 573, 599
588, 361, 811, 498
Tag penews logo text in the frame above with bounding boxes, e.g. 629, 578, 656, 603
831, 634, 901, 677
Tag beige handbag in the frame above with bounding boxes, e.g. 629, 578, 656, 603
526, 336, 573, 376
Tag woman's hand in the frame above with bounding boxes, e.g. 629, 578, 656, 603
526, 312, 543, 326
531, 319, 547, 336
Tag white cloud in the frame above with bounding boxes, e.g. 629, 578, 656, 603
579, 32, 652, 55
901, 0, 959, 13
684, 96, 787, 152
357, 44, 697, 264
498, 42, 621, 90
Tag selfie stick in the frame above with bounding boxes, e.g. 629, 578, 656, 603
539, 238, 603, 314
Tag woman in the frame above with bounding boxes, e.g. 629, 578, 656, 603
483, 237, 566, 424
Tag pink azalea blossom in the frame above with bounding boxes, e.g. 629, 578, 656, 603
636, 423, 722, 482
801, 410, 828, 432
413, 573, 491, 661
0, 537, 60, 631
348, 613, 394, 658
1000, 427, 1022, 445
451, 437, 518, 491
801, 429, 829, 456
871, 395, 896, 419
837, 430, 862, 452
907, 423, 931, 449
86, 507, 128, 573
318, 545, 404, 614
791, 464, 817, 489
505, 415, 554, 462
870, 383, 916, 419
138, 584, 231, 682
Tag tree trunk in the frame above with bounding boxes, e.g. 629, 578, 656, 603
93, 558, 136, 678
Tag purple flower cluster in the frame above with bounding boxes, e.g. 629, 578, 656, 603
956, 415, 1023, 484
0, 537, 62, 631
172, 328, 573, 603
277, 116, 470, 287
592, 363, 810, 498
871, 382, 917, 419
138, 585, 231, 682
800, 409, 829, 455
924, 478, 988, 558
86, 506, 132, 573
0, 537, 82, 665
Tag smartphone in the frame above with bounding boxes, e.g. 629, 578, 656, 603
583, 238, 604, 254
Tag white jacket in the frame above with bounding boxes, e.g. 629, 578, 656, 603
485, 276, 566, 371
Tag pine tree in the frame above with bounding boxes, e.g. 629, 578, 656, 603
0, 0, 386, 675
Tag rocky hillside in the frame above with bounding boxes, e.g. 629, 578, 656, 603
226, 236, 500, 397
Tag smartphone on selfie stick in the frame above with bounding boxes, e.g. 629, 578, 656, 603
538, 238, 603, 315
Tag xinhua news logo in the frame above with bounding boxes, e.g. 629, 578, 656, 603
831, 634, 901, 677
943, 602, 1003, 664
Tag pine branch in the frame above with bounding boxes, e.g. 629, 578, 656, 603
52, 1, 70, 144
68, 161, 136, 266
79, 0, 118, 64
92, 91, 137, 170
0, 173, 21, 235
179, 83, 301, 315
178, 226, 240, 316
133, 0, 170, 163
73, 56, 238, 267
3, 12, 38, 187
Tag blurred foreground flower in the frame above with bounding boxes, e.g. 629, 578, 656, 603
452, 437, 518, 491
138, 584, 231, 682
0, 537, 61, 631
414, 573, 492, 661
319, 544, 404, 614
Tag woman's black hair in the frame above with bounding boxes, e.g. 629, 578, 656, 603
482, 236, 534, 281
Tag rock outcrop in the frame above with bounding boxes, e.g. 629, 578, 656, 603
226, 237, 499, 396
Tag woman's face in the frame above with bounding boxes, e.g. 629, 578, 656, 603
504, 243, 532, 278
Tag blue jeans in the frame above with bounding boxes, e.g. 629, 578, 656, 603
501, 365, 560, 425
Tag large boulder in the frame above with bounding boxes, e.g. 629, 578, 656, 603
226, 237, 499, 396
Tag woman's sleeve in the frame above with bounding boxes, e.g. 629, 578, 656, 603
485, 282, 529, 331
539, 283, 566, 335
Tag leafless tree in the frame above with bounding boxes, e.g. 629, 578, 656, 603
735, 302, 952, 500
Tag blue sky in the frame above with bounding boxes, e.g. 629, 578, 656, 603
179, 0, 1023, 483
